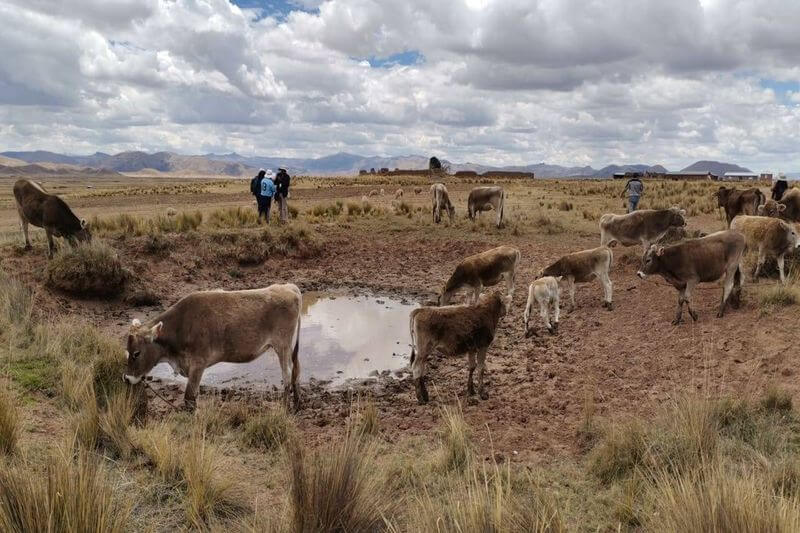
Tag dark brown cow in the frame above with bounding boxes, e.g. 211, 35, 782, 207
439, 245, 519, 305
538, 246, 613, 310
409, 292, 510, 404
758, 188, 800, 222
636, 230, 745, 324
13, 179, 91, 258
124, 284, 302, 410
599, 207, 687, 251
715, 186, 765, 227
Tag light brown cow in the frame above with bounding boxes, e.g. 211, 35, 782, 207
715, 186, 765, 227
600, 207, 687, 251
368, 189, 379, 197
414, 187, 422, 195
439, 245, 520, 305
431, 183, 455, 223
730, 215, 800, 283
637, 230, 745, 324
13, 179, 91, 258
538, 246, 613, 310
467, 186, 504, 228
524, 276, 561, 337
758, 188, 800, 222
123, 284, 302, 410
409, 292, 510, 403
395, 188, 404, 199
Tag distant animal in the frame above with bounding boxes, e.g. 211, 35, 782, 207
123, 284, 302, 410
600, 207, 687, 251
361, 195, 370, 203
730, 215, 800, 283
538, 246, 613, 310
368, 189, 379, 197
395, 188, 404, 199
13, 179, 91, 258
431, 183, 455, 223
772, 179, 789, 201
636, 230, 745, 324
714, 186, 765, 227
758, 188, 800, 222
409, 292, 510, 403
414, 187, 422, 195
524, 276, 561, 337
439, 245, 520, 305
380, 188, 385, 196
467, 186, 505, 228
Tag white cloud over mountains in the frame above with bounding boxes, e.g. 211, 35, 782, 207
0, 0, 798, 170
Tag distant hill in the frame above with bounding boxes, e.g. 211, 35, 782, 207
681, 160, 752, 175
0, 164, 122, 177
0, 155, 27, 166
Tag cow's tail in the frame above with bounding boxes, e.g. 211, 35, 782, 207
408, 311, 417, 365
499, 191, 505, 225
605, 246, 613, 270
291, 295, 301, 385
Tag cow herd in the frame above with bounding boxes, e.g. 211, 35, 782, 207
9, 178, 800, 409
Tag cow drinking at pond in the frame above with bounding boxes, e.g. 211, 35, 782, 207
599, 207, 687, 252
439, 245, 520, 306
409, 292, 510, 404
431, 183, 455, 223
467, 186, 505, 228
13, 179, 91, 258
636, 230, 745, 325
538, 246, 613, 310
123, 284, 302, 410
715, 186, 765, 227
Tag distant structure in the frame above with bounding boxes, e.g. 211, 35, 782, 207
663, 171, 718, 181
454, 170, 478, 177
722, 171, 759, 181
379, 167, 389, 174
480, 170, 535, 179
429, 156, 442, 172
760, 172, 773, 181
359, 169, 368, 175
370, 168, 376, 174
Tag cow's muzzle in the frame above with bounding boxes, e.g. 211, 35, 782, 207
123, 374, 142, 385
636, 271, 646, 279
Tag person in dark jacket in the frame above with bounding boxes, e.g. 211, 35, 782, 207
621, 175, 644, 213
275, 167, 291, 223
251, 168, 275, 222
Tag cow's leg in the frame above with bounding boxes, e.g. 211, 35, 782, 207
777, 253, 786, 284
717, 268, 736, 318
476, 347, 488, 400
672, 285, 688, 325
568, 277, 576, 311
471, 283, 482, 305
539, 298, 552, 334
18, 211, 31, 250
46, 230, 55, 259
277, 345, 293, 408
600, 270, 613, 310
684, 281, 699, 321
184, 365, 204, 411
411, 347, 429, 404
466, 351, 476, 396
505, 269, 515, 299
752, 245, 766, 282
552, 292, 560, 333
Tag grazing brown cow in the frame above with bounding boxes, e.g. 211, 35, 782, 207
538, 246, 613, 310
395, 188, 403, 199
715, 186, 765, 227
439, 245, 520, 305
13, 179, 91, 258
730, 215, 800, 283
124, 284, 302, 410
409, 292, 510, 403
599, 207, 687, 251
636, 230, 745, 324
758, 188, 800, 222
467, 186, 504, 228
431, 183, 455, 223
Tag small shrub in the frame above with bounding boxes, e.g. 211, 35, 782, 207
0, 388, 19, 455
242, 407, 293, 450
46, 242, 128, 297
532, 215, 565, 234
346, 202, 362, 216
557, 200, 573, 211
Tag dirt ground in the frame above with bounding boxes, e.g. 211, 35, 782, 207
1, 174, 797, 465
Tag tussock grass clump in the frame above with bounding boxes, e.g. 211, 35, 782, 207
46, 241, 128, 297
532, 215, 565, 234
242, 407, 294, 451
310, 201, 343, 218
207, 206, 259, 228
439, 403, 473, 472
557, 200, 573, 211
91, 211, 203, 236
133, 421, 184, 483
183, 431, 248, 527
762, 386, 793, 413
0, 388, 19, 455
648, 466, 800, 533
393, 200, 412, 215
759, 284, 800, 310
0, 274, 34, 337
346, 202, 362, 216
355, 400, 380, 438
97, 391, 137, 459
289, 431, 391, 533
265, 223, 324, 259
0, 450, 132, 533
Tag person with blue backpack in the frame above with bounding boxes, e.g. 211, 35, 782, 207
250, 168, 276, 223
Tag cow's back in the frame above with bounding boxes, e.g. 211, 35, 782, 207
732, 215, 797, 252
666, 231, 744, 282
13, 179, 48, 226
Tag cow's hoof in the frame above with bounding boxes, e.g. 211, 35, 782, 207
690, 312, 699, 321
671, 318, 682, 326
716, 311, 724, 319
182, 402, 197, 413
604, 302, 614, 311
23, 244, 32, 251
479, 391, 489, 401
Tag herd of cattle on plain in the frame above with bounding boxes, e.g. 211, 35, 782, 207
10, 178, 800, 408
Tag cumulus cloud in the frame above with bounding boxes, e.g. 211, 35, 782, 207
0, 0, 798, 170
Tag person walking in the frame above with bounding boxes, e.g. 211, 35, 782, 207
250, 168, 275, 222
275, 167, 292, 223
622, 174, 644, 213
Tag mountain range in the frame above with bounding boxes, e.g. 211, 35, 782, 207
0, 150, 757, 178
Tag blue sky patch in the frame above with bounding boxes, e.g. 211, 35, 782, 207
760, 78, 799, 102
231, 0, 318, 21
362, 50, 424, 68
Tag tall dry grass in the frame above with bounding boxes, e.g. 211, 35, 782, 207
439, 403, 473, 472
45, 241, 128, 297
0, 387, 19, 455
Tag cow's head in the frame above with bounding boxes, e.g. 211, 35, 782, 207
758, 200, 786, 218
75, 219, 92, 243
637, 245, 664, 278
714, 187, 731, 207
123, 318, 164, 385
447, 204, 456, 220
668, 206, 687, 227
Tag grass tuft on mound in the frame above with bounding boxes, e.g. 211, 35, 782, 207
46, 241, 128, 297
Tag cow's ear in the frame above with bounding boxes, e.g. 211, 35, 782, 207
149, 321, 163, 341
778, 204, 787, 212
80, 218, 87, 228
131, 318, 141, 327
679, 209, 687, 216
656, 247, 665, 256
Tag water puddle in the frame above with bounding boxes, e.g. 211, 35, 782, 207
150, 292, 417, 388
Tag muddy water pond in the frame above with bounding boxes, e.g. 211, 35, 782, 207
150, 292, 417, 388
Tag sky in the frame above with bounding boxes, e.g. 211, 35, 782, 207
1, 0, 799, 170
